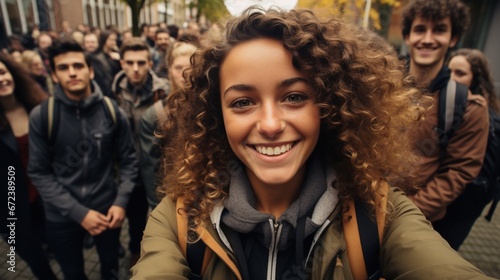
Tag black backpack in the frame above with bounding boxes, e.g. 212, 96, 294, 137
40, 96, 117, 146
438, 80, 500, 221
479, 108, 500, 221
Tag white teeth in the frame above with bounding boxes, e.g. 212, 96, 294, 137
255, 143, 293, 156
274, 147, 280, 154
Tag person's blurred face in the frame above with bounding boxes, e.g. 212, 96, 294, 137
72, 31, 84, 46
122, 31, 133, 43
10, 51, 22, 64
104, 33, 118, 53
148, 26, 158, 41
120, 50, 151, 87
83, 34, 99, 53
38, 34, 52, 50
155, 32, 170, 52
30, 55, 46, 76
169, 55, 191, 90
0, 62, 15, 97
448, 55, 473, 88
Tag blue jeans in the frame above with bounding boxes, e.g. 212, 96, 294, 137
46, 220, 120, 280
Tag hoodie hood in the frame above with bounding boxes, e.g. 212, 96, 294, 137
221, 154, 338, 250
53, 80, 104, 108
112, 69, 170, 100
429, 66, 451, 93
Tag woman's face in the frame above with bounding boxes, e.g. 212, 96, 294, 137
449, 55, 473, 88
220, 38, 320, 188
30, 55, 45, 76
169, 55, 191, 90
105, 33, 117, 52
11, 51, 22, 63
0, 62, 15, 96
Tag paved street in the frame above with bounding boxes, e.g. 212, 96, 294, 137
1, 203, 500, 279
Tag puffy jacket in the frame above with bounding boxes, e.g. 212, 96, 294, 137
131, 188, 492, 279
28, 82, 138, 223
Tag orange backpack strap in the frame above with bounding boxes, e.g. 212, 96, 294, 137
176, 199, 241, 280
342, 182, 388, 280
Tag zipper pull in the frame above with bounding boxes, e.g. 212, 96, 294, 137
94, 133, 102, 159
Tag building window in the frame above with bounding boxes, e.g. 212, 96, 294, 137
86, 3, 94, 27
5, 0, 22, 34
22, 0, 36, 27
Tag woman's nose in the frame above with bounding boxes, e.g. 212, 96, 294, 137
257, 104, 286, 137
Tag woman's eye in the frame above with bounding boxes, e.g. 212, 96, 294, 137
284, 93, 307, 103
230, 99, 253, 109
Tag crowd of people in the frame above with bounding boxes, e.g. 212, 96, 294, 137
1, 0, 499, 279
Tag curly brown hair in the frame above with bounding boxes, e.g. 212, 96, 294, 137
402, 0, 470, 39
0, 52, 48, 131
158, 8, 425, 230
448, 48, 500, 113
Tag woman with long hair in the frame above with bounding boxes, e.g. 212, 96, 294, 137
443, 48, 500, 249
448, 48, 499, 112
132, 9, 492, 279
20, 50, 53, 95
139, 41, 198, 209
0, 52, 56, 279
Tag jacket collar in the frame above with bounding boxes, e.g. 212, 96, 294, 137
114, 69, 169, 95
212, 154, 339, 251
53, 80, 104, 108
429, 66, 451, 93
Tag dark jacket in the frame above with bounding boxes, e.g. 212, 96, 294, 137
89, 51, 121, 98
138, 101, 165, 208
28, 82, 138, 223
409, 67, 489, 222
0, 129, 33, 235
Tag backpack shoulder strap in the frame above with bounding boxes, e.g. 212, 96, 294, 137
40, 97, 59, 146
176, 199, 215, 279
102, 96, 117, 125
438, 79, 468, 150
343, 183, 388, 280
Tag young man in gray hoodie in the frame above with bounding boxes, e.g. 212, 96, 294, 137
28, 39, 138, 280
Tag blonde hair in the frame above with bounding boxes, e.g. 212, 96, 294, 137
167, 42, 198, 92
20, 50, 41, 72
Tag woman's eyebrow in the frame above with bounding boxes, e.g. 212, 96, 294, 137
223, 77, 308, 96
278, 77, 308, 88
223, 84, 255, 96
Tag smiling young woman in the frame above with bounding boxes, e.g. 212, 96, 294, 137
131, 8, 494, 280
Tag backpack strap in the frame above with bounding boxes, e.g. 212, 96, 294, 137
102, 96, 117, 125
176, 199, 238, 279
438, 79, 468, 150
40, 97, 59, 147
343, 182, 388, 280
41, 96, 117, 148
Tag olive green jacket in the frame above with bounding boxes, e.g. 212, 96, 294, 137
131, 188, 492, 280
